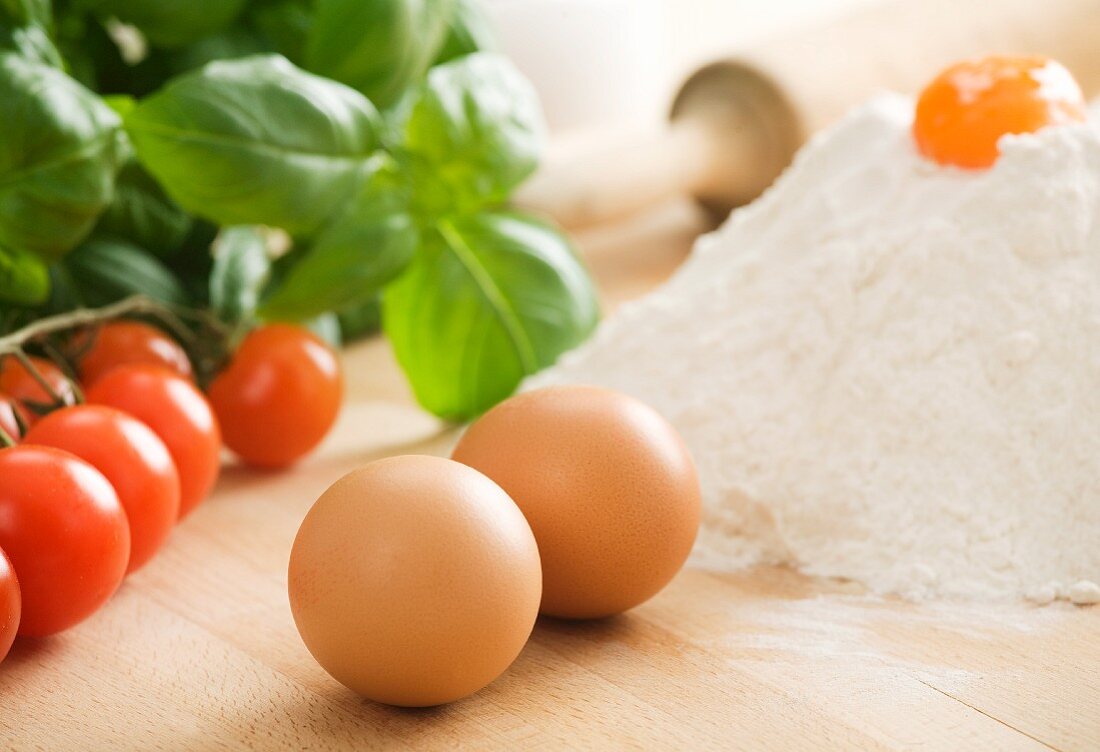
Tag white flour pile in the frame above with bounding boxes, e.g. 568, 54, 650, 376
536, 94, 1100, 604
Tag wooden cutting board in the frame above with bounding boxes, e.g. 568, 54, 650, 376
1, 201, 1097, 751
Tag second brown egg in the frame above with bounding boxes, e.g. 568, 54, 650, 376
453, 385, 701, 620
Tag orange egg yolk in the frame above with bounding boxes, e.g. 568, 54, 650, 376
913, 56, 1087, 169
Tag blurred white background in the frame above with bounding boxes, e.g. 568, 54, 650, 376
664, 0, 878, 67
485, 0, 879, 133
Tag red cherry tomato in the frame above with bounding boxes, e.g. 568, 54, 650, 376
209, 324, 343, 469
25, 406, 181, 574
85, 365, 221, 520
76, 320, 193, 387
0, 393, 26, 441
0, 445, 129, 637
0, 547, 19, 663
0, 356, 76, 423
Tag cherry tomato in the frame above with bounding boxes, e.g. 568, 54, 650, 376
209, 324, 343, 469
0, 547, 19, 663
0, 393, 26, 441
85, 365, 221, 519
75, 320, 193, 387
25, 406, 181, 574
913, 56, 1087, 169
0, 356, 76, 423
0, 445, 129, 637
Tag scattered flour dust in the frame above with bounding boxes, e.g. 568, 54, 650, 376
535, 94, 1100, 604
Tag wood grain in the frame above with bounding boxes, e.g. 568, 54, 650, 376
1, 202, 1097, 751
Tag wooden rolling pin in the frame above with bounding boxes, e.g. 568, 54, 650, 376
517, 0, 1100, 228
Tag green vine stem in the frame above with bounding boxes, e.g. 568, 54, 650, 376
8, 349, 69, 406
0, 296, 198, 354
0, 295, 235, 403
40, 339, 77, 380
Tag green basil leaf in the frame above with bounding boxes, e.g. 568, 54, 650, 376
93, 159, 192, 255
383, 211, 598, 420
248, 0, 312, 64
259, 157, 416, 320
63, 236, 187, 306
126, 54, 381, 235
209, 226, 271, 324
433, 0, 495, 65
167, 28, 270, 74
102, 94, 136, 118
0, 0, 57, 64
1, 24, 63, 67
1, 0, 49, 26
304, 0, 454, 109
398, 52, 543, 208
1, 0, 56, 52
86, 0, 248, 49
0, 263, 81, 325
0, 244, 49, 305
0, 54, 123, 260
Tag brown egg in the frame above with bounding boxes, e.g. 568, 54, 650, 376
452, 385, 701, 619
287, 455, 542, 707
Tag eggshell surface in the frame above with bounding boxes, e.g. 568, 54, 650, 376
452, 385, 701, 619
288, 455, 541, 707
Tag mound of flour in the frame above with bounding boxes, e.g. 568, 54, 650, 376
536, 95, 1100, 603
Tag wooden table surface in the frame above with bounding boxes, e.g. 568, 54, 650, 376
2, 201, 1098, 751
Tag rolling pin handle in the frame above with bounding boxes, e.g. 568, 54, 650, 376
515, 62, 801, 230
670, 61, 803, 224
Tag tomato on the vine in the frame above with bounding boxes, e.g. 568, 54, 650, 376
0, 393, 26, 441
85, 365, 221, 519
0, 445, 130, 637
0, 356, 76, 422
208, 324, 343, 469
25, 406, 181, 574
76, 321, 193, 387
0, 547, 19, 663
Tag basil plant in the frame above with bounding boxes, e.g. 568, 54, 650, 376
0, 0, 598, 419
